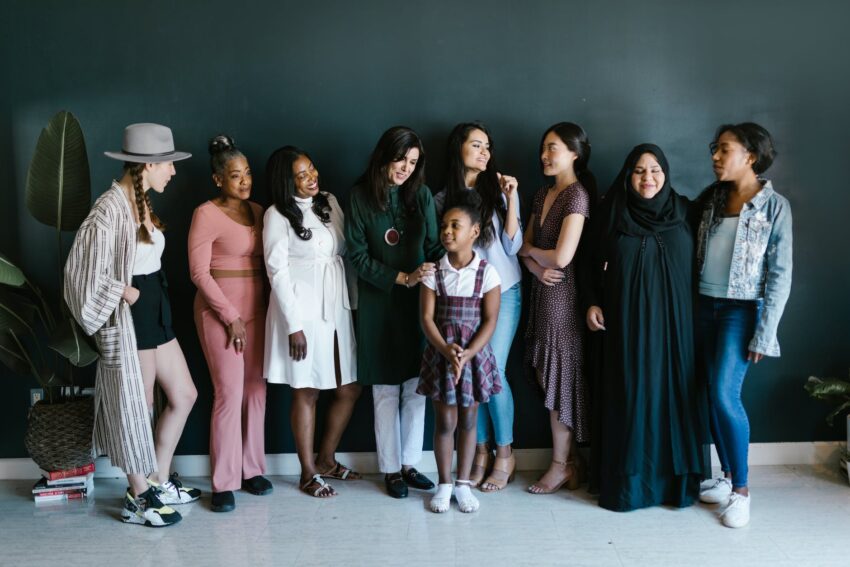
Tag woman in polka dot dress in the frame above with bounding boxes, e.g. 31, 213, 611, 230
519, 122, 594, 494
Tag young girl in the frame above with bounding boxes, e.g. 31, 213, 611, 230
418, 192, 502, 513
519, 122, 593, 494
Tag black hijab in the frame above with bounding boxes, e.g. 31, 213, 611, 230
608, 143, 688, 235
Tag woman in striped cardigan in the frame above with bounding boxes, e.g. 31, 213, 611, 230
64, 123, 197, 527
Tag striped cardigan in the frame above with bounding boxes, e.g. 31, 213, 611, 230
64, 183, 157, 475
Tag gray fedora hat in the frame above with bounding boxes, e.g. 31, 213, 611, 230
104, 123, 192, 163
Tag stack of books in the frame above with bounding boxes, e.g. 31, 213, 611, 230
32, 462, 96, 504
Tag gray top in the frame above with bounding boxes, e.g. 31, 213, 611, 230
698, 216, 739, 297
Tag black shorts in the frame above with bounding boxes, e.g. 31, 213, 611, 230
130, 269, 176, 349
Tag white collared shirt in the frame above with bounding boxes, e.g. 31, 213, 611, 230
421, 252, 501, 297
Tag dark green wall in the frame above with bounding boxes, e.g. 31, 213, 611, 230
2, 0, 849, 458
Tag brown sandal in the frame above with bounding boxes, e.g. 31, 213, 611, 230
469, 445, 493, 488
480, 451, 515, 492
527, 460, 576, 494
301, 474, 337, 498
319, 460, 362, 481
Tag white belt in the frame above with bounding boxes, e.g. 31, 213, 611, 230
290, 255, 350, 321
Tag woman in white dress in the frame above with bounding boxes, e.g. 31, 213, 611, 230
263, 146, 361, 497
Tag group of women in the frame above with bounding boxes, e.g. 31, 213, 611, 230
62, 119, 791, 528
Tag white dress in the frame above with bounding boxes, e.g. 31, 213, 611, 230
263, 192, 357, 389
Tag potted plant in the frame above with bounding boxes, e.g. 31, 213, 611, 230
805, 371, 850, 483
0, 111, 100, 471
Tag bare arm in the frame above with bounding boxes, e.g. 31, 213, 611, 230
528, 214, 585, 269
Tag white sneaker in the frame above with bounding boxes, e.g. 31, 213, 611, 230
720, 492, 750, 528
121, 488, 182, 527
148, 472, 201, 505
700, 477, 732, 504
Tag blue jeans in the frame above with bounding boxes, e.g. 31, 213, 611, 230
697, 295, 761, 488
477, 283, 521, 446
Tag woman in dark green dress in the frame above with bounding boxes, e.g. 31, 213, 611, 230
344, 126, 442, 498
584, 144, 707, 512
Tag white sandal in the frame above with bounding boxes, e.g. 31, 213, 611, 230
454, 480, 479, 513
430, 484, 453, 513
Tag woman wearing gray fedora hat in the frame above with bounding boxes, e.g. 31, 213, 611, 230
65, 123, 200, 527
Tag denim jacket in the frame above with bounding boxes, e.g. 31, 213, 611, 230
696, 180, 792, 357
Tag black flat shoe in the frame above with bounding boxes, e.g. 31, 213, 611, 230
242, 475, 274, 496
385, 473, 409, 499
402, 467, 435, 490
211, 491, 235, 513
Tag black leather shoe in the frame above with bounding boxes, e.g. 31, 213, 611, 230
402, 467, 435, 490
242, 475, 274, 495
211, 490, 235, 512
385, 473, 409, 499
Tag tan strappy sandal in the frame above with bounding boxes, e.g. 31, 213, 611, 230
469, 445, 493, 488
527, 460, 577, 494
480, 450, 516, 492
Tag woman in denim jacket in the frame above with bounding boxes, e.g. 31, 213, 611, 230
695, 123, 792, 529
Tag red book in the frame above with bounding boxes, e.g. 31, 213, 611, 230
39, 462, 95, 480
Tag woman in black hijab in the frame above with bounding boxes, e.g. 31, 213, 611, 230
583, 144, 707, 512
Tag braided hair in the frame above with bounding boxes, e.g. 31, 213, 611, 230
125, 162, 165, 243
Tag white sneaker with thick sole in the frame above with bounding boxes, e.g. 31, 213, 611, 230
700, 477, 732, 504
149, 472, 201, 505
121, 488, 182, 527
720, 492, 750, 528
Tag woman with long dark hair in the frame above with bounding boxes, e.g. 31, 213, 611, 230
585, 144, 707, 512
520, 122, 594, 494
696, 123, 792, 528
263, 146, 361, 498
188, 135, 271, 512
344, 126, 442, 499
434, 122, 522, 492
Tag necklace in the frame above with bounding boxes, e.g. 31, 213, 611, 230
384, 188, 403, 246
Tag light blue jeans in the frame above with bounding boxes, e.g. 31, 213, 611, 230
477, 283, 521, 446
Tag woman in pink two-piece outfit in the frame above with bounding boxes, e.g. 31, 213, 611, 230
188, 135, 272, 513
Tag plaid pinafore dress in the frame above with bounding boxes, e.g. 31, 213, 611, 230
417, 260, 502, 407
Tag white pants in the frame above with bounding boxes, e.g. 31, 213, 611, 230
372, 377, 426, 473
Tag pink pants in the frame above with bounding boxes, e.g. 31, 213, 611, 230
194, 277, 267, 492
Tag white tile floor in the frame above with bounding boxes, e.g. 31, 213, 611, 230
1, 465, 849, 567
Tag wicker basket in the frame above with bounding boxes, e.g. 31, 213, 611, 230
25, 397, 94, 472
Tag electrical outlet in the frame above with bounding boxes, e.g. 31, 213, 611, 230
30, 388, 44, 407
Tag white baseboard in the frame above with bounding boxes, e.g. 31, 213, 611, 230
0, 442, 844, 480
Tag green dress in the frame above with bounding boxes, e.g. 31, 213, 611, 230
345, 184, 442, 385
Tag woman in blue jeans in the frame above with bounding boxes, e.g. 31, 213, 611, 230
433, 122, 522, 492
695, 122, 793, 528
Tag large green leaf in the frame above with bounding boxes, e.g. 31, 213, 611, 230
0, 288, 38, 335
25, 111, 91, 231
47, 316, 98, 367
0, 253, 25, 287
805, 376, 850, 399
0, 332, 31, 376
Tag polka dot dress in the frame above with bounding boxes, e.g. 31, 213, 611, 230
525, 182, 589, 441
